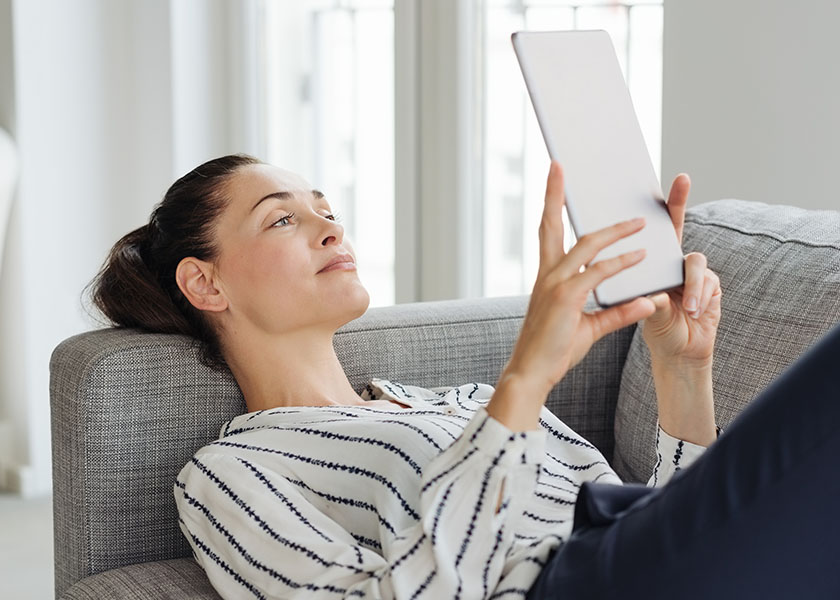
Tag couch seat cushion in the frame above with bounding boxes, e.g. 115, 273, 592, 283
61, 558, 219, 600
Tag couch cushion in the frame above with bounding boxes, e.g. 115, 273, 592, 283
613, 199, 840, 483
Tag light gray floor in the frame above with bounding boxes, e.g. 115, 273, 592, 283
0, 493, 54, 600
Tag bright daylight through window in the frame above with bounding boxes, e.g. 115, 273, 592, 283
261, 0, 663, 305
263, 0, 396, 307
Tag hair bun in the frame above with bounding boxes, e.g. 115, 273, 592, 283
90, 223, 191, 335
88, 153, 262, 370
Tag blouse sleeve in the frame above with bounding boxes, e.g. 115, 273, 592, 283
174, 408, 546, 599
646, 424, 708, 487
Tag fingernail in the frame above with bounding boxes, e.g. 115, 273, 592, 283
686, 297, 697, 312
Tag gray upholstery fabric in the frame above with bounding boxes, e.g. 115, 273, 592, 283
614, 200, 840, 482
50, 330, 245, 599
61, 559, 221, 600
51, 294, 633, 598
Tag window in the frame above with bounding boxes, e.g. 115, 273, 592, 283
263, 0, 395, 307
259, 0, 664, 304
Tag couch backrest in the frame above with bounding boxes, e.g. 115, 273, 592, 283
50, 294, 634, 597
614, 199, 840, 482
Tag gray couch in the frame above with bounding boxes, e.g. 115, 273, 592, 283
50, 199, 840, 599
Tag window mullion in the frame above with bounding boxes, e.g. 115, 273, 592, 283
397, 0, 483, 302
394, 0, 420, 303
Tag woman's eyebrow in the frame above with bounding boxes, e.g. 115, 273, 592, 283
251, 189, 325, 212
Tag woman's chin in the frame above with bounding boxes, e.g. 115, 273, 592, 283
345, 283, 371, 320
323, 279, 370, 326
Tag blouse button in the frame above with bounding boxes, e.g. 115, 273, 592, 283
444, 407, 456, 415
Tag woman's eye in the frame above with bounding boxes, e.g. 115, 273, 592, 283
270, 211, 339, 228
271, 212, 295, 227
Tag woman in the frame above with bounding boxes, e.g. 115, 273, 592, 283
92, 154, 840, 599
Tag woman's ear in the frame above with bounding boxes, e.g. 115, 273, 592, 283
175, 257, 228, 313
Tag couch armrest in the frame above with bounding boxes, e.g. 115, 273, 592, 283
61, 559, 220, 600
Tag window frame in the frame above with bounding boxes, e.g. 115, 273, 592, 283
394, 0, 485, 303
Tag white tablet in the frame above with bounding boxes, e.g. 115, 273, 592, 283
512, 30, 684, 307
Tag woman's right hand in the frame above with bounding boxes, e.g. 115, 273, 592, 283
489, 162, 658, 431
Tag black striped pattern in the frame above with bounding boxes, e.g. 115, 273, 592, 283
647, 421, 706, 487
174, 379, 703, 599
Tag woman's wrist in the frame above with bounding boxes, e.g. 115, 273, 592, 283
650, 358, 717, 447
487, 370, 550, 432
648, 347, 713, 373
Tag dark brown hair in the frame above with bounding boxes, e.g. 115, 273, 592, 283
90, 153, 263, 369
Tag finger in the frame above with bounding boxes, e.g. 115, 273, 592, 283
667, 173, 691, 244
696, 269, 721, 318
575, 247, 647, 291
642, 291, 675, 335
588, 296, 657, 340
538, 161, 567, 277
682, 252, 707, 317
558, 217, 646, 280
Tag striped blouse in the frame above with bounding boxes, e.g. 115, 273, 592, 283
174, 378, 704, 599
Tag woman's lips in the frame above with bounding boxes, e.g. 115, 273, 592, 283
319, 261, 356, 273
317, 255, 356, 273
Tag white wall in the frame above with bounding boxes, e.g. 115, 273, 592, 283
0, 0, 259, 496
0, 0, 13, 136
0, 0, 17, 479
662, 0, 840, 210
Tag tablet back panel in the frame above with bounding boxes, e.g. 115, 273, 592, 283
512, 30, 683, 306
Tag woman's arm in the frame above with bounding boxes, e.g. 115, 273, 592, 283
487, 164, 723, 448
641, 173, 722, 448
487, 162, 658, 432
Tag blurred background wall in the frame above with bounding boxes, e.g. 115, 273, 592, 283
662, 0, 840, 210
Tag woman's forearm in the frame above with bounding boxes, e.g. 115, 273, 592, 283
651, 358, 717, 446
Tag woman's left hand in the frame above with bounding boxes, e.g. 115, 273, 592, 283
641, 174, 722, 368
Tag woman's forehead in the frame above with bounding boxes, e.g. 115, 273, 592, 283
230, 163, 312, 200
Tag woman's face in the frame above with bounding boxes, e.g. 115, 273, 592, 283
210, 163, 370, 337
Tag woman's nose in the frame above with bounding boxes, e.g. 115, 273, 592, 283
319, 218, 344, 247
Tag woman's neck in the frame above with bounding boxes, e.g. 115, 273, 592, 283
223, 328, 365, 413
